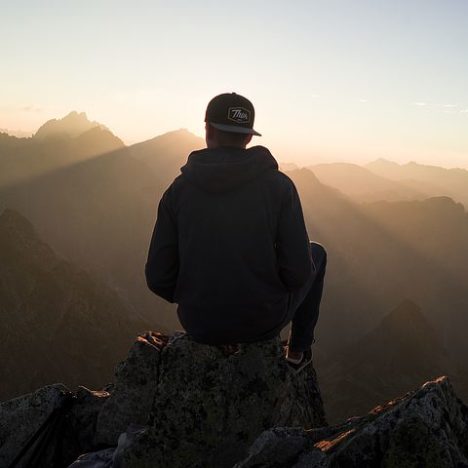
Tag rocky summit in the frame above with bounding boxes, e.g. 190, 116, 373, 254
235, 376, 468, 467
1, 331, 467, 468
0, 331, 325, 468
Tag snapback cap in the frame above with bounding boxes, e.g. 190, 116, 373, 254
204, 92, 262, 136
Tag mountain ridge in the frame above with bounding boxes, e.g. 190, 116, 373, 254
0, 208, 162, 401
34, 111, 108, 140
2, 112, 467, 424
309, 162, 429, 203
367, 158, 468, 207
318, 300, 456, 422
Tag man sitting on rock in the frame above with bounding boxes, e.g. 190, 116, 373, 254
145, 92, 327, 371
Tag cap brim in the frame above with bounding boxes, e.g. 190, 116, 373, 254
210, 122, 262, 137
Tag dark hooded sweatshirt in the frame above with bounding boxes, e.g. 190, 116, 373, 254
145, 145, 312, 345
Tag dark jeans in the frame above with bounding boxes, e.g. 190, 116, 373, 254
282, 241, 327, 353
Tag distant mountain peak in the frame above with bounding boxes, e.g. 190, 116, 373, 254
0, 208, 57, 269
0, 208, 35, 238
383, 299, 424, 325
367, 158, 400, 168
147, 128, 202, 143
33, 111, 109, 140
130, 129, 204, 159
371, 300, 443, 351
64, 110, 88, 119
279, 162, 299, 172
375, 157, 397, 163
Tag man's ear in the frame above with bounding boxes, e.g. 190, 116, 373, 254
245, 134, 253, 145
205, 123, 214, 145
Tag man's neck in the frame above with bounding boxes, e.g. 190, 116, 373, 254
207, 143, 247, 150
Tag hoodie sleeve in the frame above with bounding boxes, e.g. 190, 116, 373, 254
145, 185, 179, 303
276, 178, 312, 290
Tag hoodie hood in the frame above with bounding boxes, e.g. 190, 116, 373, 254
180, 145, 279, 193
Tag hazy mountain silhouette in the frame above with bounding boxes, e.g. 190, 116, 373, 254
0, 127, 204, 330
33, 111, 109, 140
0, 208, 162, 401
278, 162, 299, 172
0, 128, 32, 138
287, 168, 468, 363
367, 158, 468, 207
129, 128, 204, 181
309, 162, 428, 203
0, 112, 124, 188
2, 114, 467, 415
318, 300, 457, 422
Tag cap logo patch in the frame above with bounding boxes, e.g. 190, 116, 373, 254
228, 107, 251, 124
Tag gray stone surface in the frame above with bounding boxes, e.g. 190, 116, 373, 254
235, 376, 468, 468
232, 427, 315, 467
1, 331, 326, 468
0, 384, 70, 467
72, 386, 110, 452
9, 331, 467, 468
94, 333, 162, 446
68, 447, 115, 468
118, 332, 325, 468
68, 425, 146, 468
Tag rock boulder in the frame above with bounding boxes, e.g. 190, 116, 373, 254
1, 330, 325, 468
235, 376, 468, 467
115, 332, 325, 467
4, 330, 467, 468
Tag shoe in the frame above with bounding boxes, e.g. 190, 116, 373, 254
286, 347, 313, 373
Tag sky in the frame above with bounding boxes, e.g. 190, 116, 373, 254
1, 0, 468, 167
